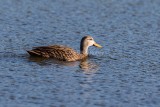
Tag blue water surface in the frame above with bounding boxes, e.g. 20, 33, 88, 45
0, 0, 160, 107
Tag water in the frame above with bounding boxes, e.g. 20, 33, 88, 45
0, 0, 160, 107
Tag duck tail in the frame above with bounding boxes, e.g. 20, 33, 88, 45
27, 50, 41, 56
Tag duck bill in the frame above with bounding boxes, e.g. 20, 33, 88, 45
93, 43, 102, 48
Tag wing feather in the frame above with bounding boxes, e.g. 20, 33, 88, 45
28, 45, 80, 61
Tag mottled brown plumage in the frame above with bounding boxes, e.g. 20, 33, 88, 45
27, 36, 102, 61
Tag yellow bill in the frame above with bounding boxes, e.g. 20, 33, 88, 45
93, 43, 102, 48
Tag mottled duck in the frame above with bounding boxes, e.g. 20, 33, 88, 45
27, 36, 102, 61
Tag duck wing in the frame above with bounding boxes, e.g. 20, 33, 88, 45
27, 45, 80, 61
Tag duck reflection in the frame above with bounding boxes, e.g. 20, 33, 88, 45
28, 56, 99, 73
79, 59, 99, 73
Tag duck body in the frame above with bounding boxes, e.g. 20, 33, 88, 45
27, 36, 102, 61
27, 45, 86, 61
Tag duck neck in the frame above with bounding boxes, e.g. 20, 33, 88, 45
80, 45, 89, 55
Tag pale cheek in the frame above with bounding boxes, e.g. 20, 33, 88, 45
89, 42, 94, 46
